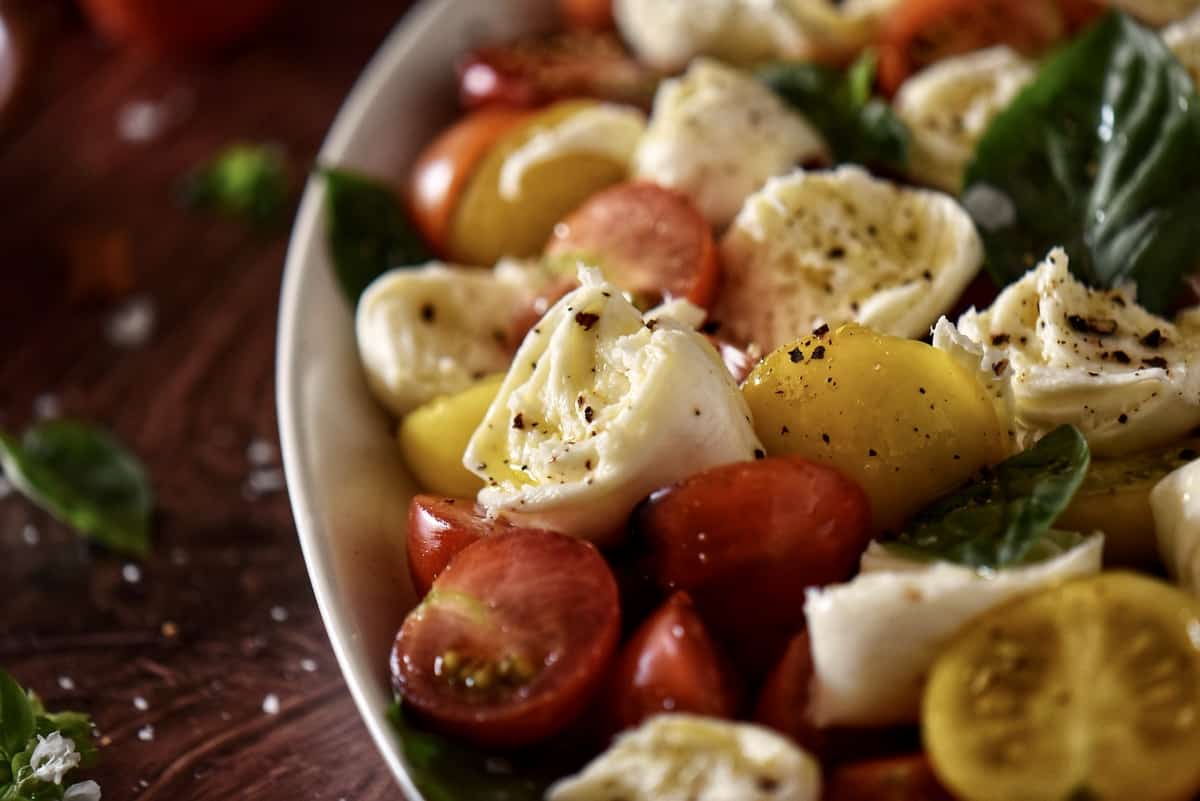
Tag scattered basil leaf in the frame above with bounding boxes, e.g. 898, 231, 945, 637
181, 143, 291, 225
964, 11, 1200, 315
888, 425, 1090, 569
320, 167, 431, 306
0, 420, 153, 557
758, 50, 909, 173
387, 701, 577, 801
0, 672, 34, 760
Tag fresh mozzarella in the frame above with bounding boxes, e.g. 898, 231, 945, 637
1107, 0, 1200, 26
463, 268, 762, 543
356, 260, 544, 416
1151, 458, 1200, 594
930, 316, 1020, 451
634, 59, 829, 229
894, 47, 1035, 193
1164, 8, 1200, 87
934, 247, 1200, 457
713, 165, 983, 349
498, 104, 647, 201
805, 536, 1104, 727
546, 714, 822, 801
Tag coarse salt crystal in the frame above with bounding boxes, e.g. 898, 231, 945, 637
299, 658, 318, 673
22, 524, 39, 546
133, 696, 149, 711
137, 725, 154, 741
243, 467, 285, 499
270, 605, 288, 623
104, 296, 157, 349
246, 439, 277, 466
122, 563, 142, 583
262, 694, 280, 715
58, 675, 75, 691
33, 393, 61, 420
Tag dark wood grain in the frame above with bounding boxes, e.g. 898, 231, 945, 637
0, 2, 416, 798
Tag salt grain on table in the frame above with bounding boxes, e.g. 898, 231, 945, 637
270, 605, 289, 623
122, 563, 142, 583
246, 438, 277, 466
137, 725, 154, 742
58, 675, 75, 691
116, 88, 194, 144
243, 467, 285, 499
262, 693, 280, 715
299, 658, 317, 673
21, 524, 39, 546
133, 696, 149, 711
104, 296, 157, 349
33, 393, 60, 420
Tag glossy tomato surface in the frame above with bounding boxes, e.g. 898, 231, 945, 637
78, 0, 282, 58
545, 181, 720, 308
754, 630, 822, 753
635, 456, 871, 672
407, 106, 533, 254
560, 0, 614, 31
392, 530, 620, 748
606, 592, 740, 733
826, 755, 955, 801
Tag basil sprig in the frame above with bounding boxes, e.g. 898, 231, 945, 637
181, 143, 292, 225
0, 420, 153, 557
888, 425, 1091, 569
758, 50, 909, 174
320, 168, 431, 306
964, 11, 1200, 315
0, 670, 98, 801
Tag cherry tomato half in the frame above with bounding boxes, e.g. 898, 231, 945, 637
560, 0, 614, 32
407, 106, 533, 254
545, 182, 720, 308
634, 456, 871, 673
754, 631, 822, 753
77, 0, 282, 58
458, 31, 658, 110
605, 592, 740, 733
826, 755, 955, 801
392, 530, 620, 748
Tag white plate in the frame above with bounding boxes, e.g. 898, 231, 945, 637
276, 1, 556, 795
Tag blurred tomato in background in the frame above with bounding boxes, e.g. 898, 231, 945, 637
77, 0, 283, 57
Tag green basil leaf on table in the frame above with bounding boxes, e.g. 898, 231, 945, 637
887, 425, 1091, 569
180, 143, 291, 225
0, 671, 35, 760
387, 701, 577, 801
963, 11, 1200, 315
320, 167, 431, 307
0, 421, 153, 557
758, 50, 909, 173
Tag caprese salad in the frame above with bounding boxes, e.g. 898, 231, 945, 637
326, 1, 1200, 799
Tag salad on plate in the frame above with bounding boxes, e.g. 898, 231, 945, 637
321, 0, 1200, 798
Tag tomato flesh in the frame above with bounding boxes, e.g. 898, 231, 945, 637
77, 0, 281, 57
635, 456, 872, 673
545, 181, 720, 308
826, 755, 955, 801
392, 530, 621, 748
754, 631, 822, 753
560, 0, 614, 32
606, 592, 740, 733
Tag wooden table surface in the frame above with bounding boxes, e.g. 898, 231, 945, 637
0, 2, 416, 798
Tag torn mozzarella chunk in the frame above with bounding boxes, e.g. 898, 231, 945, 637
356, 260, 544, 416
1151, 458, 1200, 595
634, 59, 829, 228
714, 165, 983, 349
935, 247, 1200, 457
547, 714, 821, 801
806, 536, 1104, 727
1108, 0, 1200, 26
464, 268, 761, 542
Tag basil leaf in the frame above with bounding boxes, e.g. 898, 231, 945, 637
964, 11, 1200, 315
180, 143, 291, 225
889, 425, 1090, 569
758, 51, 909, 173
387, 702, 576, 801
0, 421, 153, 557
320, 167, 431, 306
0, 672, 34, 760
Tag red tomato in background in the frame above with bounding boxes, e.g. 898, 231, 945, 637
560, 0, 614, 32
546, 182, 721, 309
407, 107, 533, 255
392, 530, 620, 748
876, 0, 1101, 95
825, 755, 955, 801
606, 592, 740, 733
634, 456, 872, 673
77, 0, 282, 58
754, 631, 822, 753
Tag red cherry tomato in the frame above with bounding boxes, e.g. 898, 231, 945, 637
546, 182, 721, 308
392, 530, 621, 748
876, 0, 1096, 96
458, 31, 659, 110
407, 107, 534, 254
606, 592, 740, 733
77, 0, 282, 58
634, 456, 871, 673
561, 0, 615, 31
754, 631, 822, 753
826, 755, 955, 801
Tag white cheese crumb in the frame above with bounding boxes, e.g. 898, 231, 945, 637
262, 694, 280, 715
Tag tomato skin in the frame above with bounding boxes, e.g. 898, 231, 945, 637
605, 592, 740, 733
754, 631, 822, 753
561, 0, 614, 31
77, 0, 281, 58
407, 107, 533, 255
392, 530, 620, 748
546, 181, 720, 309
634, 456, 872, 673
826, 755, 955, 801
